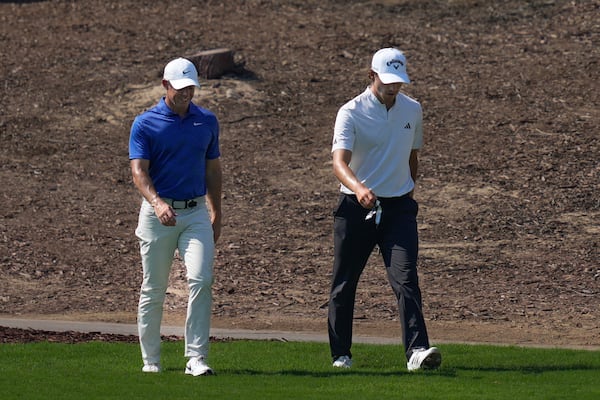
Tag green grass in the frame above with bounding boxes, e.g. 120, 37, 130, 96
1, 340, 599, 399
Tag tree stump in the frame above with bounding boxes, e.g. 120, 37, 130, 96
187, 48, 235, 79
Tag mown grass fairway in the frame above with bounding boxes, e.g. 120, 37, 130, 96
1, 340, 598, 399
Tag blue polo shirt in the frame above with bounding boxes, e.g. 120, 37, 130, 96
129, 98, 220, 200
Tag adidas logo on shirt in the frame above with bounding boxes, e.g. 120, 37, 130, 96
404, 122, 411, 129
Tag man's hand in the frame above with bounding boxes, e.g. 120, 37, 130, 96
152, 199, 177, 226
355, 186, 377, 209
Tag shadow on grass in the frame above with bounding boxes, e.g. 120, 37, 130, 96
218, 368, 453, 378
215, 362, 599, 378
454, 364, 600, 374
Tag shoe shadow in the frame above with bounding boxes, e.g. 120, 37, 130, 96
221, 368, 450, 378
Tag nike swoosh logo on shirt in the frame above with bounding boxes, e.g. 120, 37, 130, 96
193, 122, 203, 126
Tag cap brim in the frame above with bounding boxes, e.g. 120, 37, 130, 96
378, 72, 410, 84
169, 78, 200, 90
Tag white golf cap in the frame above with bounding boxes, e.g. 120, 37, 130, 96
371, 48, 410, 84
163, 57, 200, 89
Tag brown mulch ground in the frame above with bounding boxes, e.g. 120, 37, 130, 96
1, 0, 598, 347
0, 326, 140, 344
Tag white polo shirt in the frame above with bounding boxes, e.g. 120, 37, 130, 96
332, 87, 423, 197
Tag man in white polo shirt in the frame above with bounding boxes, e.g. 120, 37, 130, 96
327, 48, 441, 371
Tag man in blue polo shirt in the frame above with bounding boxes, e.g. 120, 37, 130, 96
129, 57, 222, 376
328, 48, 441, 371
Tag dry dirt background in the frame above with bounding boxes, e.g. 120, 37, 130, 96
1, 0, 598, 347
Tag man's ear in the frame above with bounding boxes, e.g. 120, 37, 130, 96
161, 79, 170, 89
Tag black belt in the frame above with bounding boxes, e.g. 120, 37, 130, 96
345, 193, 410, 205
169, 199, 198, 209
376, 193, 411, 205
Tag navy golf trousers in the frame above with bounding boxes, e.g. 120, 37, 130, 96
328, 193, 431, 360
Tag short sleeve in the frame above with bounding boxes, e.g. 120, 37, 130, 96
129, 116, 150, 160
412, 104, 424, 150
206, 116, 221, 160
332, 107, 355, 153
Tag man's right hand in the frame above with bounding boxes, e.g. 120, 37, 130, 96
153, 200, 177, 226
356, 187, 377, 209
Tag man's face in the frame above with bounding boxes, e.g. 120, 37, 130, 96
371, 73, 402, 105
163, 80, 195, 109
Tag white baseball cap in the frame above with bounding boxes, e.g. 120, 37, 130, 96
371, 48, 410, 84
163, 57, 200, 89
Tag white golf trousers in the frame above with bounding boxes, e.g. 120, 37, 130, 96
135, 198, 214, 364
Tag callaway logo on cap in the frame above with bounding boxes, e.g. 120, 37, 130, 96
371, 48, 411, 85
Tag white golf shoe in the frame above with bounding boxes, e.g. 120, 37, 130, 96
332, 355, 352, 368
185, 357, 214, 376
407, 347, 442, 371
142, 363, 161, 373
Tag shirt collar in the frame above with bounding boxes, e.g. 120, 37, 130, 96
364, 86, 389, 109
156, 97, 200, 117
